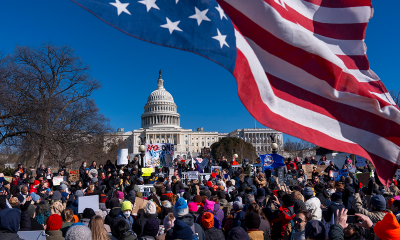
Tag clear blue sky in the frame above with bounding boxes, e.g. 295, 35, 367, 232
1, 1, 398, 143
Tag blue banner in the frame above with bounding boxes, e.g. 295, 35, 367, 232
260, 153, 285, 172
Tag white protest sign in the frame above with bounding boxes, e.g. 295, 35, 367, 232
117, 149, 129, 165
187, 171, 199, 180
18, 231, 46, 240
78, 195, 99, 213
349, 166, 357, 173
52, 176, 66, 186
356, 156, 367, 167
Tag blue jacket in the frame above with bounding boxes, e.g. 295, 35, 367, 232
118, 212, 135, 232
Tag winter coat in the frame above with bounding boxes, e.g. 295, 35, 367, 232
259, 215, 270, 238
343, 184, 355, 210
315, 192, 327, 206
213, 203, 224, 224
270, 205, 295, 239
118, 212, 135, 232
255, 177, 267, 188
219, 198, 232, 216
105, 207, 122, 226
133, 213, 161, 237
171, 180, 184, 195
61, 222, 73, 237
324, 201, 345, 223
247, 230, 265, 240
121, 231, 138, 240
67, 199, 79, 216
0, 231, 23, 240
204, 227, 225, 240
176, 214, 206, 240
46, 230, 64, 240
305, 197, 322, 221
352, 193, 386, 223
329, 224, 344, 240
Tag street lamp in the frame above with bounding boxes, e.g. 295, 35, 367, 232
270, 135, 278, 154
139, 144, 146, 167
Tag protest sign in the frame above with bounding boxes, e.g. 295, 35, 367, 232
141, 168, 153, 177
18, 231, 46, 240
201, 148, 211, 159
339, 169, 348, 178
329, 170, 339, 179
52, 176, 66, 186
117, 149, 129, 165
68, 169, 79, 183
274, 166, 285, 186
132, 197, 149, 214
304, 165, 326, 179
211, 166, 222, 176
284, 174, 298, 186
356, 156, 367, 167
4, 176, 12, 183
349, 166, 357, 173
187, 171, 199, 180
78, 195, 99, 213
145, 143, 174, 167
356, 172, 371, 186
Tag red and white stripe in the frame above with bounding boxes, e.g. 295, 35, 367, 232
218, 0, 400, 185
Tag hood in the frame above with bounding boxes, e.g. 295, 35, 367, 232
172, 219, 193, 240
176, 213, 194, 227
219, 198, 229, 206
0, 209, 21, 233
110, 198, 121, 208
214, 203, 221, 212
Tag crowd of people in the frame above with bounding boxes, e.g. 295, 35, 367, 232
0, 156, 400, 240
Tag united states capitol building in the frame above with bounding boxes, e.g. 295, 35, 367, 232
107, 72, 283, 159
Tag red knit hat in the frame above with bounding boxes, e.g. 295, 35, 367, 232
206, 181, 213, 187
375, 213, 400, 240
201, 212, 214, 229
46, 214, 63, 231
34, 180, 40, 186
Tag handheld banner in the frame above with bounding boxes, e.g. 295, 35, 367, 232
187, 171, 199, 180
117, 149, 129, 165
142, 168, 153, 177
145, 143, 174, 167
78, 195, 99, 213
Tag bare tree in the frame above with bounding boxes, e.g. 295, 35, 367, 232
390, 89, 400, 107
0, 43, 109, 168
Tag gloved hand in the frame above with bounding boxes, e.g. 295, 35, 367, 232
354, 182, 360, 193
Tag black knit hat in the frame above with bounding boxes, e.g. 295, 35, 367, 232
143, 219, 160, 237
282, 194, 295, 207
227, 227, 250, 240
217, 191, 225, 199
245, 212, 261, 229
82, 208, 96, 220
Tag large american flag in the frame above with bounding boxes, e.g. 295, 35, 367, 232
71, 0, 400, 185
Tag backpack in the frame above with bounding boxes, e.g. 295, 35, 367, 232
190, 224, 200, 240
283, 220, 295, 240
224, 212, 242, 234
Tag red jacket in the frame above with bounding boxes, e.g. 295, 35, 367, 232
270, 205, 295, 238
29, 185, 37, 194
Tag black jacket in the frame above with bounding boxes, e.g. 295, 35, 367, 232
133, 213, 161, 237
324, 201, 345, 223
172, 180, 184, 195
204, 227, 225, 240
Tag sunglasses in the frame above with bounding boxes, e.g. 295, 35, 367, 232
293, 218, 303, 223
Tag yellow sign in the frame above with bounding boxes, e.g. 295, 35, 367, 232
141, 168, 153, 177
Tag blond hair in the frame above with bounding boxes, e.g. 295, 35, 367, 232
89, 215, 110, 240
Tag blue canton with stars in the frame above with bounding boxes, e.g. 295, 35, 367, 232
72, 0, 237, 73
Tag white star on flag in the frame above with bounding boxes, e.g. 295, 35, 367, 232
161, 17, 182, 34
109, 0, 131, 16
215, 4, 227, 20
189, 7, 211, 26
176, 0, 179, 3
212, 28, 229, 48
138, 0, 160, 12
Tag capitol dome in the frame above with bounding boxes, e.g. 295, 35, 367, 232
141, 71, 181, 129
